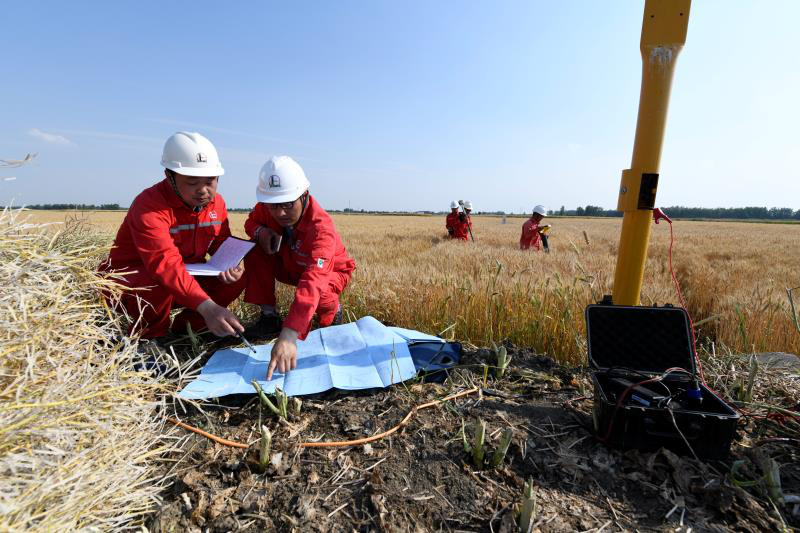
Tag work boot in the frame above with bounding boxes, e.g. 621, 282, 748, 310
244, 313, 282, 339
331, 306, 343, 326
133, 337, 170, 375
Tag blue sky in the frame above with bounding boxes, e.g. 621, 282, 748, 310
1, 1, 798, 212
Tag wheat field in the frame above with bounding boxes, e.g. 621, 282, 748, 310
27, 210, 800, 365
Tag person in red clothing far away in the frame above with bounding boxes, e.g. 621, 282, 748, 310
452, 200, 473, 241
242, 156, 356, 380
99, 132, 247, 341
445, 200, 459, 238
520, 204, 551, 251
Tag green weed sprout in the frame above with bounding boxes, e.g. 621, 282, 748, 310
462, 419, 513, 469
461, 419, 470, 454
259, 425, 272, 471
733, 354, 758, 403
461, 418, 485, 468
493, 343, 511, 379
186, 323, 201, 355
489, 428, 513, 467
518, 478, 537, 533
291, 397, 303, 416
471, 418, 486, 468
251, 380, 289, 419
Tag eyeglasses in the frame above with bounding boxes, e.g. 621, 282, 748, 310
266, 200, 297, 210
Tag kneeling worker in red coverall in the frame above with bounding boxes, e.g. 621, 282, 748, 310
452, 200, 473, 241
445, 200, 459, 237
100, 132, 247, 340
520, 204, 549, 251
243, 156, 356, 379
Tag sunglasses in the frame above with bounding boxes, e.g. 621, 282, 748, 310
266, 199, 297, 211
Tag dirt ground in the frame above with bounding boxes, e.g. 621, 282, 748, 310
148, 342, 798, 533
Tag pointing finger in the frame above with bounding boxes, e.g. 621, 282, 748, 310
217, 319, 235, 337
228, 315, 244, 333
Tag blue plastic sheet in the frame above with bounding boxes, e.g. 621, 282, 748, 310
179, 316, 423, 400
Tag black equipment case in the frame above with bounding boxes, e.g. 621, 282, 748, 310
586, 303, 740, 460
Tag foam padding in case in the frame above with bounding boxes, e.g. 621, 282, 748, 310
586, 305, 695, 374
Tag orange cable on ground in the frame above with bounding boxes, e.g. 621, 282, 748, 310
301, 387, 480, 448
168, 417, 250, 449
167, 387, 480, 450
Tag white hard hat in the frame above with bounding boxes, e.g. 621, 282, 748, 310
533, 205, 547, 216
257, 156, 310, 203
463, 200, 473, 210
161, 132, 224, 177
450, 200, 458, 209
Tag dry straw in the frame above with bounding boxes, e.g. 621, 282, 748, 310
0, 207, 173, 531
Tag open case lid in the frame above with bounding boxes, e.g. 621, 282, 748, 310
585, 304, 696, 374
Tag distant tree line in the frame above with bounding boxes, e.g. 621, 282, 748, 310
23, 204, 800, 220
27, 203, 122, 210
546, 205, 800, 220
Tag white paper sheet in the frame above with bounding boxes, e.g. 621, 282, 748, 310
185, 237, 256, 276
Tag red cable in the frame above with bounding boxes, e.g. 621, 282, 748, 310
660, 212, 753, 416
664, 216, 706, 383
597, 211, 760, 444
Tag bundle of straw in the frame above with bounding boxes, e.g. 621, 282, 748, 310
0, 208, 170, 531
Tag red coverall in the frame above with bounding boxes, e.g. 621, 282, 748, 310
99, 179, 246, 338
445, 211, 459, 237
243, 195, 356, 339
520, 219, 542, 250
452, 214, 472, 241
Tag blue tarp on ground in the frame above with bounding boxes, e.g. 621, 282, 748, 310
178, 316, 443, 400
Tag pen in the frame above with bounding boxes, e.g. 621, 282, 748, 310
237, 332, 257, 354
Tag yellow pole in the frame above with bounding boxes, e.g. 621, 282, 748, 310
612, 0, 691, 305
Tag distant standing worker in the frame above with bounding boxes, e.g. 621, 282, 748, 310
445, 200, 459, 237
99, 132, 247, 340
452, 200, 473, 241
243, 156, 356, 380
520, 205, 550, 251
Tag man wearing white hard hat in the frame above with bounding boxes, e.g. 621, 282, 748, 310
445, 200, 459, 238
243, 156, 356, 379
100, 132, 247, 339
520, 205, 550, 251
452, 200, 474, 241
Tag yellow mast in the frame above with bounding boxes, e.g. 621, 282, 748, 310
612, 0, 691, 305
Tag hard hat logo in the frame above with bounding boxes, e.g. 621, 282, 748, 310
269, 175, 281, 188
196, 152, 207, 163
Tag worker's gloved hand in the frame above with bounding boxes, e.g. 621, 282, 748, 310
447, 228, 454, 236
267, 327, 299, 380
218, 263, 244, 284
197, 299, 244, 337
257, 226, 282, 254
